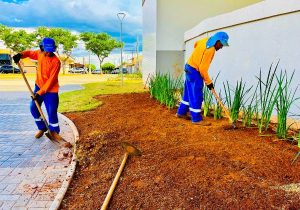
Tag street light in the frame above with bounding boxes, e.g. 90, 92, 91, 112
117, 12, 126, 86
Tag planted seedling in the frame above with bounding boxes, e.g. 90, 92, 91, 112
256, 62, 280, 133
275, 70, 299, 139
223, 79, 252, 125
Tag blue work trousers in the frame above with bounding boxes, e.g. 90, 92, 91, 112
177, 64, 204, 123
30, 85, 60, 133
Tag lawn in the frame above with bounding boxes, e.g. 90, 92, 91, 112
59, 79, 146, 113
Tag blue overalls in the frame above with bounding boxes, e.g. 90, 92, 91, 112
30, 85, 60, 133
177, 64, 204, 123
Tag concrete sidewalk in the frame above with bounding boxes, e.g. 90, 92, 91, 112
0, 91, 77, 209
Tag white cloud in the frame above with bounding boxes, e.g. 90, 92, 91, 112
0, 0, 142, 35
0, 0, 142, 63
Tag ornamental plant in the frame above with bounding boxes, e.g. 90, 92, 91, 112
223, 79, 252, 124
256, 62, 280, 133
149, 72, 183, 109
275, 70, 299, 139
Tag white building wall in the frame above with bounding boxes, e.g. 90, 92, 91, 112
185, 0, 300, 117
142, 0, 157, 83
143, 0, 262, 83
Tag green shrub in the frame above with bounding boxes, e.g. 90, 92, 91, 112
101, 62, 115, 73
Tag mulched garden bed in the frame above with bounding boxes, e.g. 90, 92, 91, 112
61, 92, 300, 210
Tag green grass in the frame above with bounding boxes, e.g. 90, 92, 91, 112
213, 93, 223, 120
276, 70, 299, 139
242, 83, 259, 127
256, 62, 280, 133
59, 79, 145, 113
149, 72, 183, 109
223, 79, 252, 124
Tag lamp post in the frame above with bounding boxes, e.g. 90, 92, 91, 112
117, 12, 126, 86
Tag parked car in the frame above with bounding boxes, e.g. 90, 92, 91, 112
69, 68, 87, 74
111, 69, 119, 74
111, 68, 128, 74
0, 65, 21, 74
92, 69, 101, 74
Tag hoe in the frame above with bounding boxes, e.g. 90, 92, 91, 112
17, 62, 61, 145
101, 142, 141, 210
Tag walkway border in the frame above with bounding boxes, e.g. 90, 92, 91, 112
49, 113, 79, 210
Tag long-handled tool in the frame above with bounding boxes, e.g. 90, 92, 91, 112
211, 88, 236, 128
17, 62, 59, 144
101, 142, 141, 210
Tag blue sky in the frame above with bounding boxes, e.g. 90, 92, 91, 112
0, 0, 142, 61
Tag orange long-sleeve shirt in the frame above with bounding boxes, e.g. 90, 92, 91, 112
187, 37, 215, 85
21, 50, 61, 95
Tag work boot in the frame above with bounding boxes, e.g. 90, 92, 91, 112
50, 131, 65, 141
35, 130, 46, 139
192, 121, 212, 126
176, 113, 191, 120
45, 132, 73, 148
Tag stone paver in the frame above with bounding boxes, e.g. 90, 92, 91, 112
0, 89, 76, 210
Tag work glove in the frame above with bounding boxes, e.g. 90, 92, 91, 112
13, 53, 22, 64
206, 83, 214, 90
31, 93, 40, 101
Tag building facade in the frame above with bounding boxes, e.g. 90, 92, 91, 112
184, 0, 300, 117
142, 0, 262, 83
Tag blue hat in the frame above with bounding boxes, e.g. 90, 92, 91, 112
41, 37, 56, 52
206, 31, 229, 49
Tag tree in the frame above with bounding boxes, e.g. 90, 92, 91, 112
85, 63, 96, 71
80, 32, 121, 73
101, 62, 115, 73
35, 27, 78, 74
0, 25, 35, 52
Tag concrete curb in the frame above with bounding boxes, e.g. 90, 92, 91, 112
49, 113, 79, 210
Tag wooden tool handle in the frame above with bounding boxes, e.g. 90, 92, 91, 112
211, 88, 232, 122
101, 152, 129, 210
17, 63, 52, 137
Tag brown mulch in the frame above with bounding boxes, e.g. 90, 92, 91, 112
60, 93, 300, 210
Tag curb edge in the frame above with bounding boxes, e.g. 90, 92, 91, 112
49, 113, 79, 210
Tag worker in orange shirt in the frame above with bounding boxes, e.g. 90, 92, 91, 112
176, 31, 229, 125
13, 37, 64, 141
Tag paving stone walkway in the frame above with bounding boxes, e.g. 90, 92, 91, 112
0, 89, 78, 210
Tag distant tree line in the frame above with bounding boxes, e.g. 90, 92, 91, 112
0, 24, 121, 74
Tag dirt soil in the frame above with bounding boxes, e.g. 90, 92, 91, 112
61, 93, 300, 210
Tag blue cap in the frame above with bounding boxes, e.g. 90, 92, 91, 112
206, 31, 229, 49
41, 37, 56, 52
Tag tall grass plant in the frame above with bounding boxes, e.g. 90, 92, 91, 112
149, 72, 183, 109
223, 79, 252, 124
256, 62, 280, 133
275, 70, 299, 138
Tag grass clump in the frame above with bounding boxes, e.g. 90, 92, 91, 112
213, 91, 223, 120
242, 83, 259, 127
275, 70, 299, 139
149, 72, 183, 109
203, 72, 220, 117
256, 62, 280, 133
223, 79, 252, 124
203, 86, 213, 117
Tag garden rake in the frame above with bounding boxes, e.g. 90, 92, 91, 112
211, 88, 236, 129
17, 62, 60, 145
101, 142, 141, 210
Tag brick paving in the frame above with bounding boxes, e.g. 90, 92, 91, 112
0, 91, 76, 210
